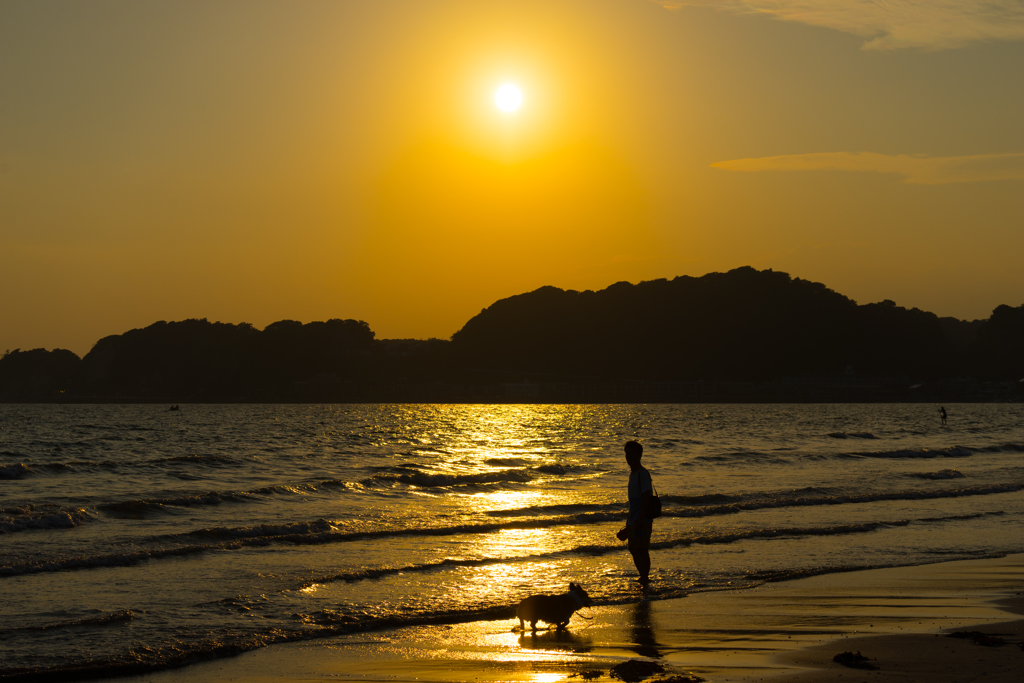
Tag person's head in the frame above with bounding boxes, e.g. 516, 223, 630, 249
624, 440, 643, 469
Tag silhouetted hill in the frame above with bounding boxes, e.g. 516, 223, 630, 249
450, 267, 978, 381
0, 348, 82, 401
2, 267, 1021, 402
973, 303, 1024, 380
80, 318, 377, 399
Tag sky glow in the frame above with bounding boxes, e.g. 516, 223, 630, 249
1, 0, 1022, 354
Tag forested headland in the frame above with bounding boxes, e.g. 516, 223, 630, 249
3, 267, 1022, 402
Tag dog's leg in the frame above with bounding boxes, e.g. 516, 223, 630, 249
518, 617, 524, 631
531, 620, 538, 632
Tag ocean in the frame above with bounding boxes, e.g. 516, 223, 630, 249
2, 403, 1023, 681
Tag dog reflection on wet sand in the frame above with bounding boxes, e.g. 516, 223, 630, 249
515, 582, 593, 632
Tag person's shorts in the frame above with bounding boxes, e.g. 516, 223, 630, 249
627, 519, 652, 552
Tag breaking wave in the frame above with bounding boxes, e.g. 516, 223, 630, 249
1, 506, 92, 534
6, 481, 1018, 578
300, 516, 959, 587
0, 463, 31, 479
0, 609, 134, 635
910, 469, 967, 480
373, 466, 561, 488
98, 480, 357, 516
847, 446, 973, 459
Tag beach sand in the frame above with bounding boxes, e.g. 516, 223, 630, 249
135, 554, 1024, 683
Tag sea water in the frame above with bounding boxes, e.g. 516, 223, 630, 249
1, 403, 1022, 680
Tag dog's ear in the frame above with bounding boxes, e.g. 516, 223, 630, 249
570, 582, 578, 590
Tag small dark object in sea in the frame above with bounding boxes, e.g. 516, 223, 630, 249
570, 671, 603, 680
947, 631, 1008, 647
611, 659, 665, 682
832, 651, 879, 670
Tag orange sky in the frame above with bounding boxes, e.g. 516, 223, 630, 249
2, 0, 1023, 355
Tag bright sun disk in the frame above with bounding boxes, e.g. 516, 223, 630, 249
494, 84, 523, 112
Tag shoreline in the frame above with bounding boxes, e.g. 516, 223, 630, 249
127, 554, 1024, 683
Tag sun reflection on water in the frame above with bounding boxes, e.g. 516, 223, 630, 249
461, 526, 573, 597
422, 620, 590, 668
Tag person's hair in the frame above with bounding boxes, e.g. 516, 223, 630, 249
624, 440, 643, 457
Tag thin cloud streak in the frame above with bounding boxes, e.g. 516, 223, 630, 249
656, 1, 1024, 50
711, 151, 1024, 184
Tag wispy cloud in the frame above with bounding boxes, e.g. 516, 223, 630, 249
711, 151, 1024, 184
656, 1, 1024, 50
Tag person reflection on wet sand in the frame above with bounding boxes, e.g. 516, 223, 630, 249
628, 599, 663, 659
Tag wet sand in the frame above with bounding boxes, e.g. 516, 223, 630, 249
134, 554, 1024, 683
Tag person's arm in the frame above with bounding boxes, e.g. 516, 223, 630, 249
618, 492, 651, 540
636, 469, 653, 522
637, 490, 652, 522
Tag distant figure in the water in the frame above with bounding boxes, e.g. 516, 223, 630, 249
169, 405, 179, 411
939, 406, 947, 425
617, 440, 654, 586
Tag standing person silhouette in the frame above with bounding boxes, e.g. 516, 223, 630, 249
618, 440, 654, 586
939, 406, 947, 425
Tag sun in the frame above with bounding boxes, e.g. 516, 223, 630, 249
494, 83, 523, 113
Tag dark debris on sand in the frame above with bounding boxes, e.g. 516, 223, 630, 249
832, 651, 879, 670
947, 631, 1009, 647
610, 659, 665, 682
658, 676, 706, 683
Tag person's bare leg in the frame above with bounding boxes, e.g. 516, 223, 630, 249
630, 549, 650, 584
